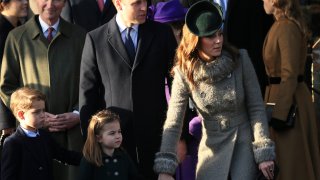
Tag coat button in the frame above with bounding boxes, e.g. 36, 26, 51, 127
39, 166, 43, 170
105, 159, 109, 163
220, 119, 229, 130
113, 158, 118, 163
114, 171, 119, 176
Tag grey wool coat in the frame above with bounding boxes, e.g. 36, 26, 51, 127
154, 50, 275, 180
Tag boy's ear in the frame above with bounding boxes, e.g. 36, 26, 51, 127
17, 110, 25, 120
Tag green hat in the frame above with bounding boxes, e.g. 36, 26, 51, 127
185, 0, 223, 37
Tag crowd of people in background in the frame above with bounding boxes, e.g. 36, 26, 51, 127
0, 0, 319, 179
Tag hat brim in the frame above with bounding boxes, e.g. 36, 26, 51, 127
185, 0, 223, 37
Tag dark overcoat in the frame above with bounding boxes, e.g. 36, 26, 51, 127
79, 148, 141, 180
61, 0, 116, 31
0, 14, 15, 130
1, 126, 82, 180
79, 17, 177, 179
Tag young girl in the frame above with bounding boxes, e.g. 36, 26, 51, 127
79, 109, 141, 180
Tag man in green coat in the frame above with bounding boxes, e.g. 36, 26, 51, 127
0, 0, 86, 180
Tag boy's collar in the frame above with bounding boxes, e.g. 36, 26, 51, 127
20, 126, 40, 138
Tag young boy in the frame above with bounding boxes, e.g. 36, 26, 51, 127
1, 87, 82, 180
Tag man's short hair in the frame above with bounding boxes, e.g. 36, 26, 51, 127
10, 87, 46, 118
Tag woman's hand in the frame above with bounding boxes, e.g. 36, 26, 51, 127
158, 173, 174, 180
259, 161, 275, 179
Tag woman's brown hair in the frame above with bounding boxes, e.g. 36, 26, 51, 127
273, 0, 309, 37
173, 24, 238, 88
82, 109, 120, 167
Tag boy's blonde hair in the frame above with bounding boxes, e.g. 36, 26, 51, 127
83, 109, 120, 167
10, 87, 46, 119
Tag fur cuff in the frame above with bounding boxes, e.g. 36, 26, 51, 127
153, 152, 178, 175
252, 139, 276, 163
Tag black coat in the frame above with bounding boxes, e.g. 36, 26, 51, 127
79, 17, 177, 179
61, 0, 116, 32
1, 126, 82, 180
0, 14, 16, 130
226, 0, 274, 95
79, 148, 142, 180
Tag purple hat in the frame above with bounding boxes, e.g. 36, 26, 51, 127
148, 0, 188, 23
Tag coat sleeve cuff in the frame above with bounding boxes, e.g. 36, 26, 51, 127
153, 152, 178, 175
252, 139, 276, 164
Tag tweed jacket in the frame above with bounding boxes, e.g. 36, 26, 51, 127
263, 17, 320, 180
1, 126, 82, 180
154, 49, 275, 180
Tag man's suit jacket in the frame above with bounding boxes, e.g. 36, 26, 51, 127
79, 17, 177, 179
1, 126, 82, 180
61, 0, 117, 32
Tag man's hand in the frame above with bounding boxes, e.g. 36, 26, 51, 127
45, 112, 80, 132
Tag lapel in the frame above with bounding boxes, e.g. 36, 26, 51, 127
132, 21, 154, 70
26, 16, 49, 46
107, 18, 132, 68
107, 19, 155, 70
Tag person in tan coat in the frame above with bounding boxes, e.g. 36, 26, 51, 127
262, 0, 320, 179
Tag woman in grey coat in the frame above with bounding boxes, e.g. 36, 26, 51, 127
154, 1, 275, 180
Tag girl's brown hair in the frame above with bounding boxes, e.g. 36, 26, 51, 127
173, 24, 238, 88
82, 109, 120, 167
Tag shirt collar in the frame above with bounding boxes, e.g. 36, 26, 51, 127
20, 126, 40, 138
38, 16, 60, 33
115, 13, 139, 33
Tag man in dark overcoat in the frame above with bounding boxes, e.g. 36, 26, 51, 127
79, 0, 177, 179
60, 0, 117, 32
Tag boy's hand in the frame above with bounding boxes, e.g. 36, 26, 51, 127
45, 112, 80, 132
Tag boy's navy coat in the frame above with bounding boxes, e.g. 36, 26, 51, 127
1, 126, 82, 180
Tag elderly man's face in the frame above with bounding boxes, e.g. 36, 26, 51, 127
37, 0, 65, 25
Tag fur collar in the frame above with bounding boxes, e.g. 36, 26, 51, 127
193, 53, 236, 83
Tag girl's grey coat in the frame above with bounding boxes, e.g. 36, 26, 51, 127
154, 50, 275, 180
